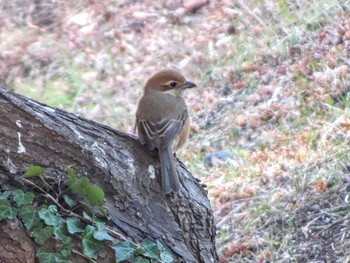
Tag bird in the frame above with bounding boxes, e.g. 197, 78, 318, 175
135, 69, 196, 194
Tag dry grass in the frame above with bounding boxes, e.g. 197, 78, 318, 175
1, 0, 350, 261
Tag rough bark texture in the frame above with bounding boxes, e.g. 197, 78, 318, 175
0, 220, 35, 263
0, 87, 218, 263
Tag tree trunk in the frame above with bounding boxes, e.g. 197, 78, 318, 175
0, 87, 218, 262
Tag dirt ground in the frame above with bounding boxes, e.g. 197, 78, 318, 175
1, 1, 350, 262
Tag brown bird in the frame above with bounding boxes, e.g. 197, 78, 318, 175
135, 69, 196, 194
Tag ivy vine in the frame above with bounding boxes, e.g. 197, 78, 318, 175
0, 165, 173, 263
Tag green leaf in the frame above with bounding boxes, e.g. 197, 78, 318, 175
82, 225, 103, 259
155, 240, 173, 263
67, 175, 79, 193
327, 95, 334, 106
86, 184, 105, 207
0, 190, 11, 200
79, 177, 90, 191
36, 248, 70, 263
32, 225, 54, 245
83, 211, 93, 221
133, 257, 150, 263
156, 240, 164, 250
38, 206, 62, 227
66, 217, 84, 234
98, 206, 107, 217
141, 239, 159, 260
66, 171, 105, 209
278, 0, 292, 21
54, 225, 73, 257
60, 246, 73, 258
93, 222, 113, 241
160, 249, 174, 263
12, 190, 34, 207
0, 200, 17, 220
66, 166, 77, 178
48, 204, 58, 213
67, 176, 89, 195
113, 241, 137, 262
18, 205, 41, 230
23, 165, 45, 178
54, 226, 71, 244
134, 248, 146, 255
63, 195, 76, 208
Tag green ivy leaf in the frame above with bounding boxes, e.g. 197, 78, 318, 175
60, 246, 73, 258
133, 257, 151, 263
141, 239, 159, 260
54, 225, 73, 257
134, 248, 146, 255
86, 184, 105, 207
83, 211, 93, 221
160, 249, 174, 263
12, 190, 34, 207
93, 222, 114, 241
57, 232, 72, 257
156, 240, 164, 250
23, 165, 45, 178
99, 206, 108, 217
48, 204, 58, 213
82, 225, 103, 259
113, 241, 137, 262
32, 225, 54, 245
0, 190, 11, 200
38, 205, 62, 227
54, 226, 71, 244
0, 200, 17, 220
156, 240, 173, 263
66, 217, 84, 234
63, 195, 76, 208
36, 248, 70, 263
18, 205, 41, 230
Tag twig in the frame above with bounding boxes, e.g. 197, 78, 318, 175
21, 177, 148, 256
21, 177, 86, 222
215, 203, 246, 228
22, 177, 130, 241
336, 0, 348, 11
328, 214, 350, 228
72, 249, 97, 263
39, 175, 57, 196
105, 226, 128, 241
237, 1, 266, 28
307, 214, 350, 230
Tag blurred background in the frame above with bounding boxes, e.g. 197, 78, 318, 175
1, 0, 350, 261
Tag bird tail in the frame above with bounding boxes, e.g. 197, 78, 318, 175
159, 147, 180, 194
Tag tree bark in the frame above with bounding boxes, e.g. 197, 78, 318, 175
0, 87, 218, 262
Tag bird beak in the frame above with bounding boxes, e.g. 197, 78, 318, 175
180, 81, 196, 89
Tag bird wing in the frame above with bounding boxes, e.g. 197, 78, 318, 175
137, 108, 188, 151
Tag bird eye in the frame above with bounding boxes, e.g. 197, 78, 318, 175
169, 82, 177, 88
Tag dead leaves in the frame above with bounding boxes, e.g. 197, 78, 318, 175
312, 179, 329, 192
339, 118, 350, 131
2, 1, 350, 262
222, 239, 253, 259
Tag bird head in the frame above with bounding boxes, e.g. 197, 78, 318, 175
144, 69, 196, 96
